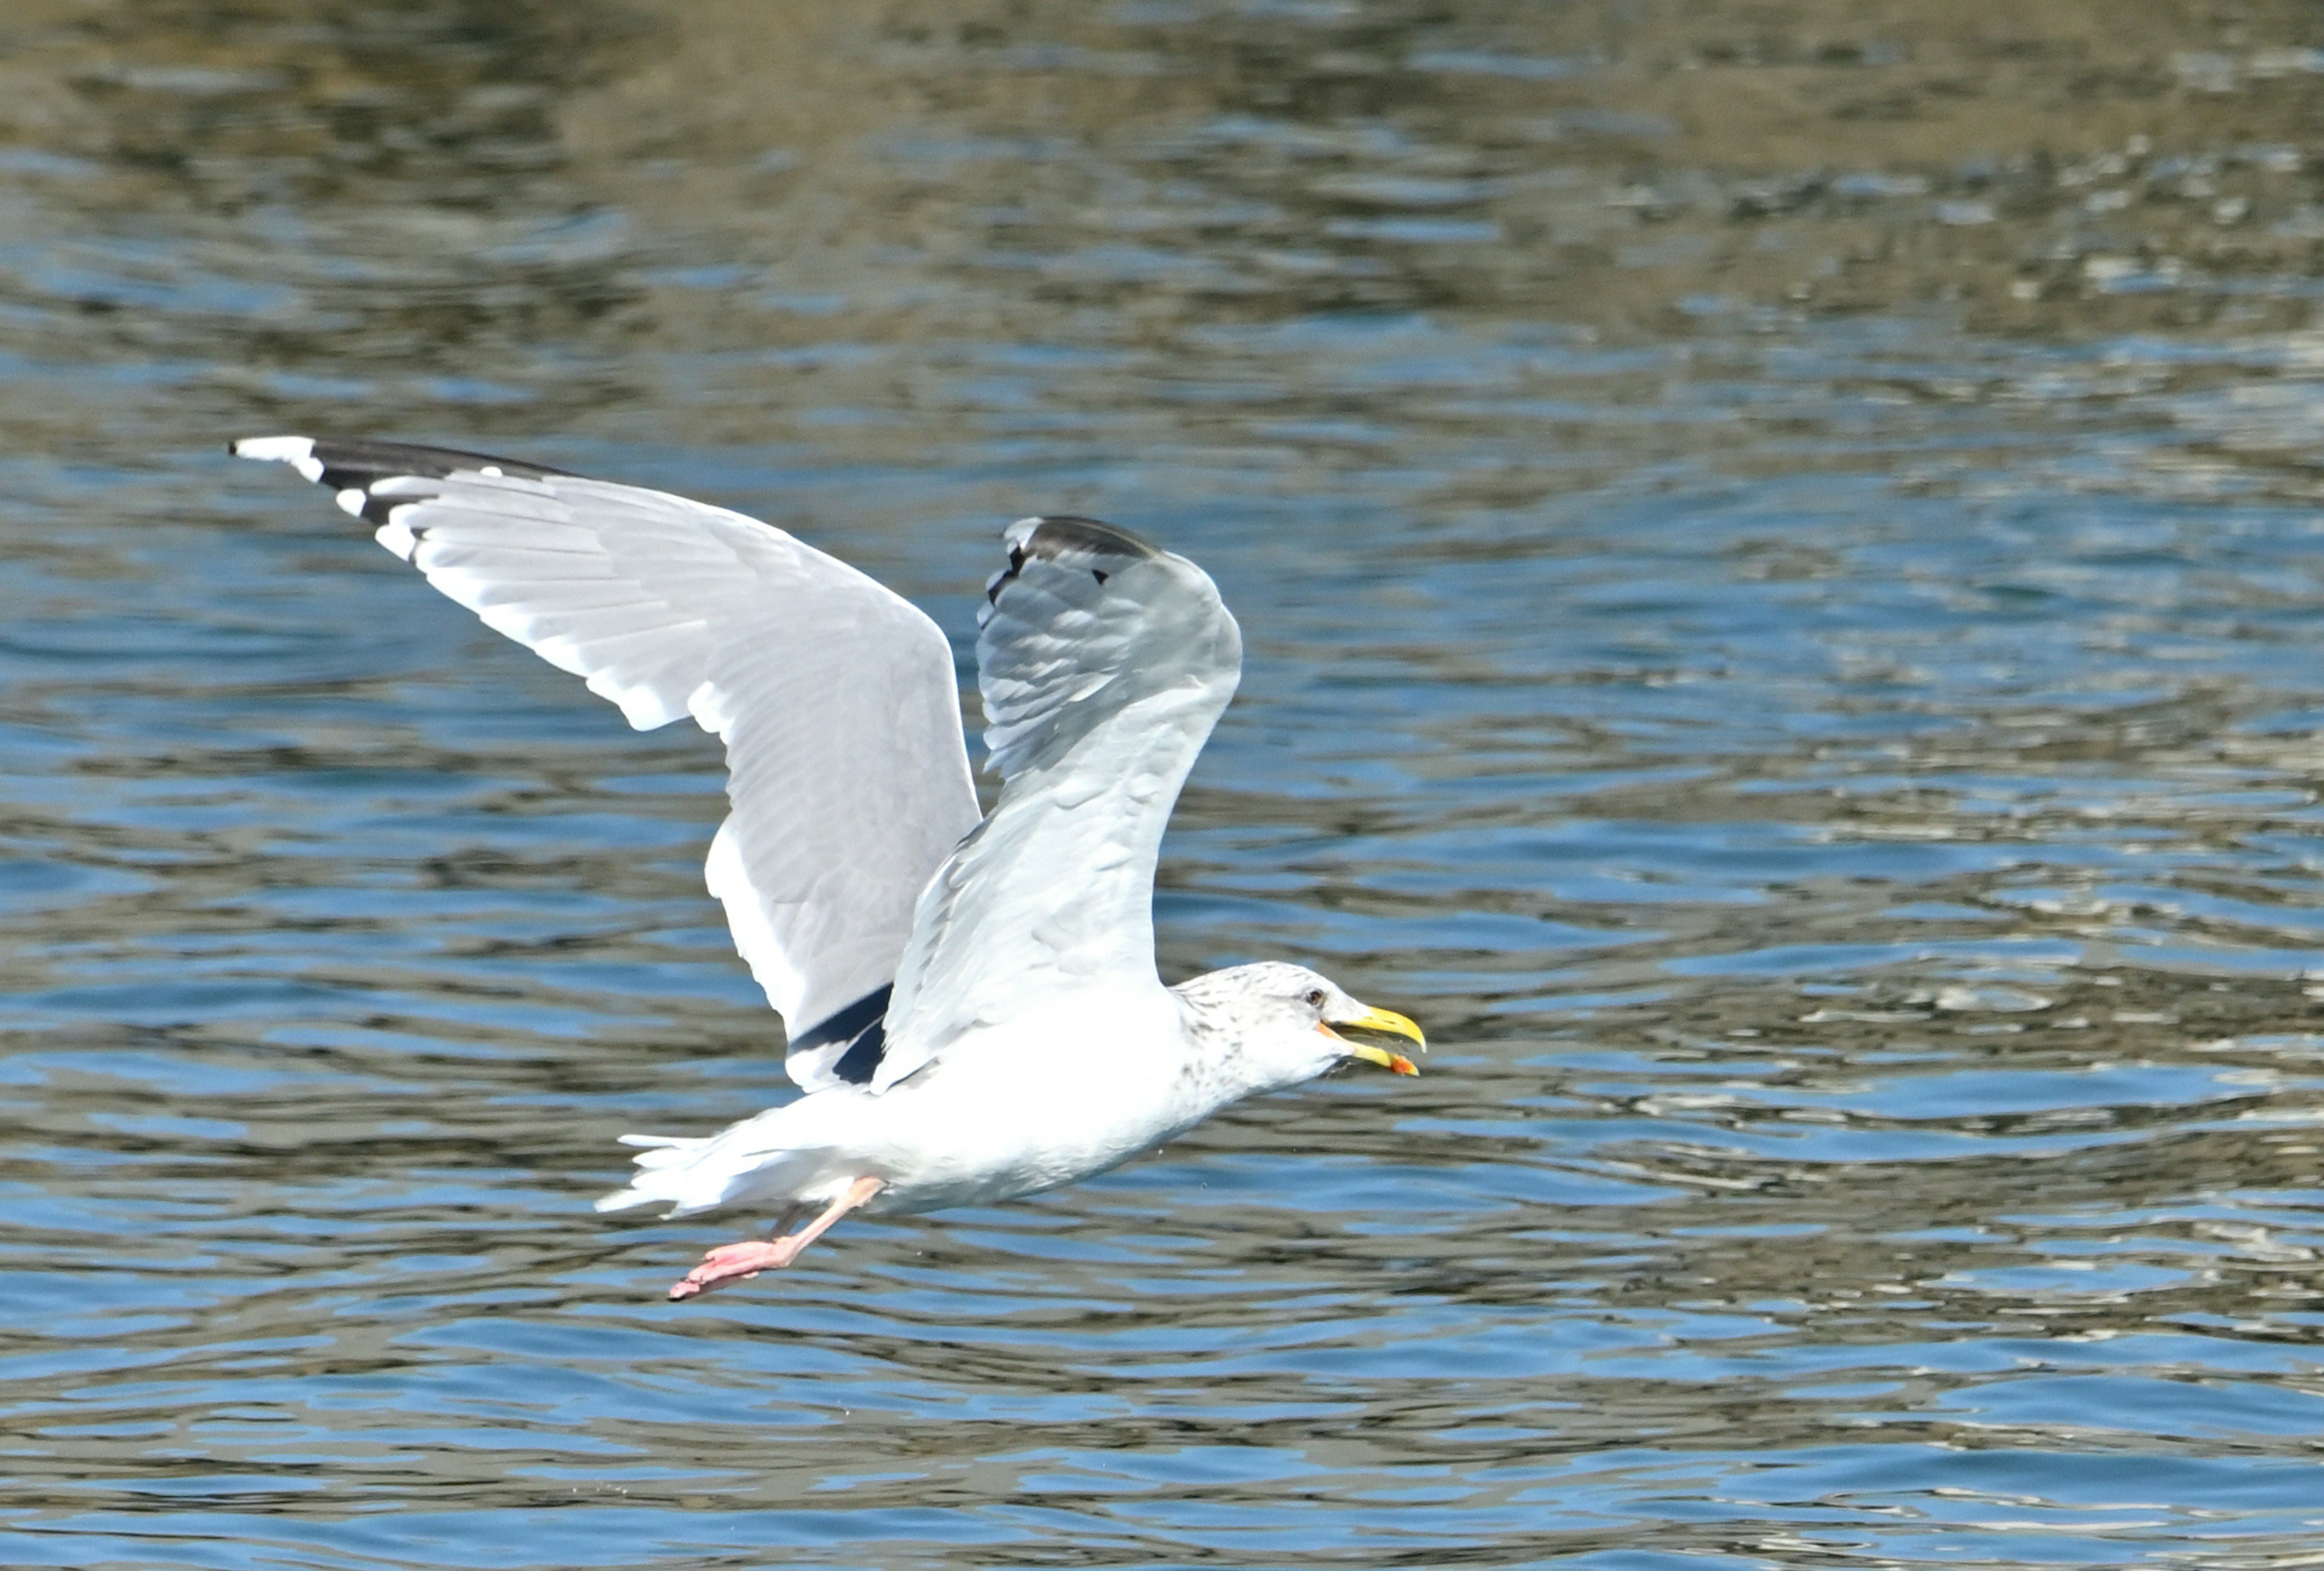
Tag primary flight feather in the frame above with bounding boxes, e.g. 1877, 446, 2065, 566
234, 435, 1423, 1298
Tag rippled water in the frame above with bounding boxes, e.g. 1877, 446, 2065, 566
9, 3, 2324, 1566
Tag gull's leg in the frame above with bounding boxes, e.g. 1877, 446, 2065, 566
764, 1176, 884, 1263
668, 1177, 886, 1301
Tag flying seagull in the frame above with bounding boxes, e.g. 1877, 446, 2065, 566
232, 435, 1424, 1299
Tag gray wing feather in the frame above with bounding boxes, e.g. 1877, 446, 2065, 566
233, 436, 982, 1091
872, 515, 1242, 1090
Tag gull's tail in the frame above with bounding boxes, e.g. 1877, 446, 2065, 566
594, 1134, 730, 1217
594, 1119, 841, 1218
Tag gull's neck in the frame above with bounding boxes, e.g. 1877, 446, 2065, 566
1167, 970, 1285, 1103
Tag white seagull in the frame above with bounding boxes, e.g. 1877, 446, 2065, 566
234, 435, 1424, 1299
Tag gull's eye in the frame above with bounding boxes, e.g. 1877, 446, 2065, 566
1303, 988, 1327, 1008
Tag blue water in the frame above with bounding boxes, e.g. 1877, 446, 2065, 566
7, 4, 2324, 1566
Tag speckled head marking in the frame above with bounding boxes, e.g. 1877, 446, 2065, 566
1170, 961, 1425, 1099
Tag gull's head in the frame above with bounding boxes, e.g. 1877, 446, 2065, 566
1174, 961, 1424, 1093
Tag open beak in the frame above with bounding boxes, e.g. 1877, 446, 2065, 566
1316, 1003, 1425, 1076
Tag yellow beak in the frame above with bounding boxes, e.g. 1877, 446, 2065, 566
1315, 1003, 1424, 1076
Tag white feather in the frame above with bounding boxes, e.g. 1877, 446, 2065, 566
234, 435, 982, 1090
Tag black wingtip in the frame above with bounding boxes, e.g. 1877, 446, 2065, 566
231, 434, 578, 484
986, 514, 1164, 606
309, 437, 577, 482
790, 984, 894, 1085
1018, 515, 1164, 562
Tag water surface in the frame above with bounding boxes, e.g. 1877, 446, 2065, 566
7, 3, 2324, 1566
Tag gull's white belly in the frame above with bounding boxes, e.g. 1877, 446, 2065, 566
692, 984, 1232, 1218
862, 1051, 1209, 1211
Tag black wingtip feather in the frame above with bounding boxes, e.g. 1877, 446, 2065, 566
306, 436, 578, 486
1020, 514, 1163, 562
238, 435, 585, 532
986, 515, 1162, 607
790, 984, 894, 1086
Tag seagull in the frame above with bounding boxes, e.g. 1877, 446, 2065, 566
232, 435, 1425, 1299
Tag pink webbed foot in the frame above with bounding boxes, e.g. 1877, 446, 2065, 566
664, 1175, 887, 1302
668, 1238, 801, 1300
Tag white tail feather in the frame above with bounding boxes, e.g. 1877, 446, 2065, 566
594, 1115, 844, 1217
596, 1135, 732, 1214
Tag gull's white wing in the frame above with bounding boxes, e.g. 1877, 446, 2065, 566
872, 515, 1242, 1091
232, 435, 982, 1090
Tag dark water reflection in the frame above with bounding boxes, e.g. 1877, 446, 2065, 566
10, 2, 2324, 1566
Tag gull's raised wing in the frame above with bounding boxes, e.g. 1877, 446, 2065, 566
873, 515, 1242, 1090
232, 436, 982, 1091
